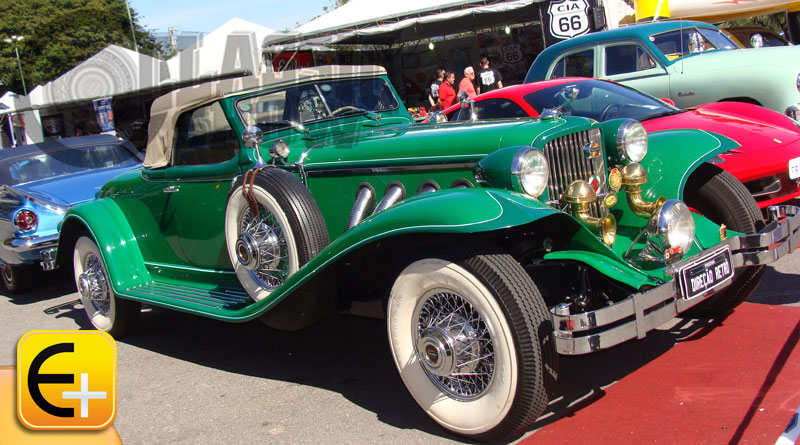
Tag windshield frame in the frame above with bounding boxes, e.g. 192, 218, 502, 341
233, 77, 400, 135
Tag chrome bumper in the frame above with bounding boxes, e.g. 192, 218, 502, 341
552, 205, 800, 355
3, 233, 59, 253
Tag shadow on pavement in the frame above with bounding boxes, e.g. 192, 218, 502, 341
746, 266, 800, 306
117, 308, 458, 440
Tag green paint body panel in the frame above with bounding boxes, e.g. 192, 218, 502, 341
55, 72, 736, 323
638, 129, 739, 202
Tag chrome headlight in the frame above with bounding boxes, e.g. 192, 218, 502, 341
645, 199, 695, 265
796, 72, 800, 93
511, 147, 549, 198
616, 120, 648, 162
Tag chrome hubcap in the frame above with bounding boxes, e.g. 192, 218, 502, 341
239, 205, 288, 290
415, 291, 494, 400
78, 253, 110, 314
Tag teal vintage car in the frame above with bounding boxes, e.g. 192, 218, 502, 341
525, 20, 800, 120
47, 66, 799, 442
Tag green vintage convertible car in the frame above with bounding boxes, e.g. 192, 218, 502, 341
46, 66, 798, 442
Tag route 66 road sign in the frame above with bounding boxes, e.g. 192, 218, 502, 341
548, 0, 591, 39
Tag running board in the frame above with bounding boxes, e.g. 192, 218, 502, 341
124, 280, 252, 313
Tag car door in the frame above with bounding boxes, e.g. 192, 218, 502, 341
126, 100, 242, 271
600, 42, 670, 99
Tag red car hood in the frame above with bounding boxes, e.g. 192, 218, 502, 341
642, 102, 800, 154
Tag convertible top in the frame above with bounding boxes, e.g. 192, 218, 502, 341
144, 65, 387, 169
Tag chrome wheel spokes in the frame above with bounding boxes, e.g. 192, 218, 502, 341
416, 291, 494, 400
240, 205, 289, 290
78, 253, 110, 314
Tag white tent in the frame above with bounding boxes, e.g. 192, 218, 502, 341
270, 0, 542, 47
166, 18, 284, 82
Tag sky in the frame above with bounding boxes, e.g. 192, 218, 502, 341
129, 0, 331, 34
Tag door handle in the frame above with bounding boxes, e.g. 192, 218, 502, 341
163, 185, 180, 193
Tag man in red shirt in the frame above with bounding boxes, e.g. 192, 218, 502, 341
458, 66, 476, 98
437, 71, 456, 109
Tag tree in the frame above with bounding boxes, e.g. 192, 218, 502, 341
0, 0, 167, 95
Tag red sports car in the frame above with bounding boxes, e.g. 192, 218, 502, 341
441, 78, 800, 209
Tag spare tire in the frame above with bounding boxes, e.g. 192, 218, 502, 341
224, 168, 328, 301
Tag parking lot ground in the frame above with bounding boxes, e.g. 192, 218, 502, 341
525, 302, 800, 444
0, 256, 798, 444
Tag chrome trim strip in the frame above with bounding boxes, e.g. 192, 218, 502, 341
305, 162, 476, 177
552, 204, 800, 355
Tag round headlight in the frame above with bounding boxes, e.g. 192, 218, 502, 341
796, 72, 800, 93
617, 120, 648, 162
648, 199, 695, 264
512, 148, 549, 198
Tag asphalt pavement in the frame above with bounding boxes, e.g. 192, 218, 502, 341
1, 243, 798, 444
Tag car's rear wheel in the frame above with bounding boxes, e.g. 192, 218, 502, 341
1, 264, 35, 293
225, 168, 328, 301
682, 166, 766, 317
74, 236, 140, 336
387, 244, 557, 442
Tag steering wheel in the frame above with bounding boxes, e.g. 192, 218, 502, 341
599, 103, 623, 121
331, 106, 361, 116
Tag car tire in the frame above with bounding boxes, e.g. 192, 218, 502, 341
387, 244, 557, 442
225, 168, 328, 301
1, 264, 35, 293
74, 236, 140, 336
682, 166, 766, 318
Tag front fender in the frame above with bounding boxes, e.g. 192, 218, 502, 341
238, 188, 562, 318
639, 129, 739, 201
57, 199, 149, 292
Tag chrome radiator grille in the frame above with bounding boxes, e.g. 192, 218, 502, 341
543, 128, 606, 216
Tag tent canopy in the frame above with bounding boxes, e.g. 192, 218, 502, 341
266, 0, 541, 48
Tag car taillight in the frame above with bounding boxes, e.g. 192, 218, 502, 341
14, 209, 37, 231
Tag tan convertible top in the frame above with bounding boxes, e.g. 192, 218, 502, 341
143, 65, 388, 169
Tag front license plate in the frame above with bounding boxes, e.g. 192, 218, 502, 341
790, 157, 800, 180
677, 246, 734, 299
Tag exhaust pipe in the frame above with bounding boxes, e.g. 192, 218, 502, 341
345, 184, 375, 231
374, 182, 405, 214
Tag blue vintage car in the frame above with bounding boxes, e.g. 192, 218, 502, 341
0, 134, 143, 292
525, 20, 800, 120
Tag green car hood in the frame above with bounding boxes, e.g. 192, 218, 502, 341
300, 118, 583, 167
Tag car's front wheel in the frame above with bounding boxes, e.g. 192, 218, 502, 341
387, 245, 557, 442
683, 166, 766, 317
73, 236, 140, 336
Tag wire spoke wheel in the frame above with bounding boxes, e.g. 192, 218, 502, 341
239, 205, 290, 290
415, 291, 494, 400
387, 245, 557, 442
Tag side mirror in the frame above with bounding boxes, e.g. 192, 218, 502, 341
457, 90, 470, 105
660, 98, 676, 106
242, 126, 264, 149
750, 34, 764, 48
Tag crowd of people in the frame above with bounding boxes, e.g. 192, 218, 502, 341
426, 55, 504, 112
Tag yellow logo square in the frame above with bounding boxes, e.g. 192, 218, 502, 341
17, 330, 116, 430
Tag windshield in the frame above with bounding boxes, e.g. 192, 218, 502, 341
2, 143, 140, 185
523, 79, 680, 122
236, 78, 399, 133
651, 26, 740, 61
